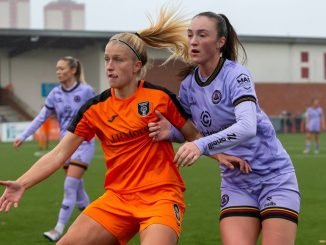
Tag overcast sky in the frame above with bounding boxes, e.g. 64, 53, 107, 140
30, 0, 326, 38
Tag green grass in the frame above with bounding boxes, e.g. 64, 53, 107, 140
0, 133, 325, 244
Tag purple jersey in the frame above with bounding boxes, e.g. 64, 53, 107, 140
45, 82, 96, 138
179, 59, 295, 188
19, 82, 96, 141
306, 106, 324, 132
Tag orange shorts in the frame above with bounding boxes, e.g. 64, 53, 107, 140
83, 186, 185, 244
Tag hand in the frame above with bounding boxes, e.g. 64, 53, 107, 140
148, 110, 172, 141
174, 142, 201, 167
213, 153, 252, 174
0, 181, 25, 212
13, 138, 23, 148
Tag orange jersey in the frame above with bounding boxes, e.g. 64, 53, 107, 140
68, 80, 188, 193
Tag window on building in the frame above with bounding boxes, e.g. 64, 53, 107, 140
301, 52, 309, 62
301, 67, 309, 79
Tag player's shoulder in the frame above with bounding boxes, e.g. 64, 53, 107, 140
78, 82, 94, 91
52, 84, 62, 91
80, 89, 112, 112
90, 89, 111, 103
46, 84, 61, 97
223, 59, 249, 75
180, 70, 195, 89
142, 80, 176, 97
222, 59, 252, 85
76, 83, 96, 100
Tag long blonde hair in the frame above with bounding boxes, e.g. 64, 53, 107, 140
109, 5, 189, 78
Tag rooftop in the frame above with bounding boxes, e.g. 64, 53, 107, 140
1, 28, 326, 58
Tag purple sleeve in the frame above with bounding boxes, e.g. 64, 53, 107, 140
169, 126, 185, 143
163, 78, 191, 143
18, 106, 54, 141
87, 86, 96, 99
167, 78, 195, 143
228, 68, 257, 105
179, 80, 192, 116
44, 89, 56, 109
193, 101, 257, 155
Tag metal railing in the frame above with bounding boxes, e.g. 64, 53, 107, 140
0, 88, 35, 121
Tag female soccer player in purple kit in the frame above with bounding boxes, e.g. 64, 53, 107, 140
13, 56, 96, 242
149, 12, 300, 244
303, 98, 325, 154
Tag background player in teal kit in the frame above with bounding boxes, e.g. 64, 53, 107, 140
149, 12, 300, 245
13, 56, 96, 242
303, 98, 325, 154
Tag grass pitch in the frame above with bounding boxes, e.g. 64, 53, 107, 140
0, 133, 325, 244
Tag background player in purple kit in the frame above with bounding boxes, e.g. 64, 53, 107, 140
13, 56, 96, 242
303, 98, 325, 154
149, 12, 300, 245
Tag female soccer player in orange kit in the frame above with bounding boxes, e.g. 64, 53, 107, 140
0, 6, 252, 244
0, 6, 251, 244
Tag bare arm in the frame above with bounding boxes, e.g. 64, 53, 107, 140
17, 132, 84, 189
149, 110, 200, 141
179, 119, 201, 142
0, 132, 84, 212
14, 106, 53, 147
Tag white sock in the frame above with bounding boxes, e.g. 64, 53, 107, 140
54, 222, 65, 234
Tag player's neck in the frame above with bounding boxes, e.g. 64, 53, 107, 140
114, 81, 138, 99
198, 56, 221, 78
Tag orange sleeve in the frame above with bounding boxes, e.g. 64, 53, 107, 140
163, 95, 187, 130
69, 111, 96, 141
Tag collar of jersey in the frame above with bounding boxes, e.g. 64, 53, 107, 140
61, 81, 80, 92
111, 80, 144, 101
194, 58, 225, 87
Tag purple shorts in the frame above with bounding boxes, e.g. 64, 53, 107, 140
64, 139, 95, 169
220, 172, 300, 224
307, 121, 320, 133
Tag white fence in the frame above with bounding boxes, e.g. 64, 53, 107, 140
0, 122, 33, 142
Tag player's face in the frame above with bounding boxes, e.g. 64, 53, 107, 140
187, 16, 220, 65
313, 99, 319, 107
104, 42, 141, 89
56, 60, 76, 83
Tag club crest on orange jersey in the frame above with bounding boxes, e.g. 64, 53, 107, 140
138, 101, 150, 116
